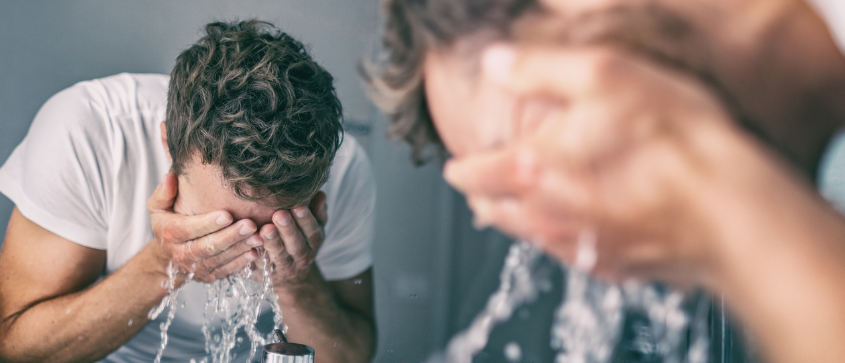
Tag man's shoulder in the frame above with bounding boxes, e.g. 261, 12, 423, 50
32, 73, 169, 141
328, 135, 371, 182
60, 73, 169, 113
323, 134, 375, 205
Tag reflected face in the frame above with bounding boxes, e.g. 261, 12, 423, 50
424, 49, 552, 157
423, 49, 519, 157
173, 155, 278, 225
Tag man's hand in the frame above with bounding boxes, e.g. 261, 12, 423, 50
257, 192, 328, 287
444, 44, 755, 284
147, 173, 263, 283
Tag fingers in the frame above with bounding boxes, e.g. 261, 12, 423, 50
482, 43, 627, 99
148, 173, 235, 243
444, 144, 539, 197
194, 249, 260, 283
194, 235, 262, 272
309, 191, 328, 225
293, 204, 325, 252
172, 219, 257, 262
481, 43, 598, 98
269, 210, 311, 262
147, 173, 178, 213
541, 0, 623, 14
159, 211, 234, 245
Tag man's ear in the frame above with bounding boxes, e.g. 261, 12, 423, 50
160, 121, 171, 161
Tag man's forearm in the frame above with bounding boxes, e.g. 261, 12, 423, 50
274, 266, 375, 363
696, 135, 845, 363
0, 244, 170, 363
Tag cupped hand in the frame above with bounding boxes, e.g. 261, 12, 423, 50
255, 191, 328, 287
147, 173, 263, 283
444, 44, 751, 284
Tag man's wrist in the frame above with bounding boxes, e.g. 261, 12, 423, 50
273, 265, 327, 306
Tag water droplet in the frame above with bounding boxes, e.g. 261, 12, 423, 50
354, 279, 362, 284
504, 341, 522, 362
180, 302, 187, 308
161, 280, 168, 289
128, 319, 133, 327
237, 337, 243, 343
65, 307, 71, 314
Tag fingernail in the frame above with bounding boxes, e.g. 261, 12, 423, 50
293, 207, 307, 219
263, 229, 276, 240
240, 223, 256, 236
470, 198, 495, 230
472, 214, 493, 230
216, 213, 233, 226
276, 212, 291, 226
442, 162, 462, 188
482, 44, 517, 84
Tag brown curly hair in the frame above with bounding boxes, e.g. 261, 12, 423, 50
167, 19, 342, 207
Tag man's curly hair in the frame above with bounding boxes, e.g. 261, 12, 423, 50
167, 19, 342, 207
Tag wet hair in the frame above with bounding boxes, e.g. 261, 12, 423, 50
167, 19, 342, 206
364, 0, 541, 164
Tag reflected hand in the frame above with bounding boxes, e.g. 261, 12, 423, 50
445, 44, 748, 284
257, 191, 328, 287
147, 173, 263, 283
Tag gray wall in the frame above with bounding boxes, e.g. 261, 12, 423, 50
0, 1, 561, 362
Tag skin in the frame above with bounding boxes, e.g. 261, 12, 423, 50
440, 42, 845, 363
420, 1, 845, 362
515, 0, 845, 179
0, 122, 375, 363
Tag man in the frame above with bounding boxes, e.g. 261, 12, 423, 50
369, 0, 845, 362
0, 20, 375, 362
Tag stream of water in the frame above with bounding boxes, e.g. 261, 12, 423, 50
151, 252, 283, 363
435, 231, 711, 363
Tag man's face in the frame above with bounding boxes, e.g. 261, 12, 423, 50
173, 155, 278, 225
424, 49, 553, 157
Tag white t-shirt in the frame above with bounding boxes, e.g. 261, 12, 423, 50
808, 0, 845, 54
0, 73, 376, 362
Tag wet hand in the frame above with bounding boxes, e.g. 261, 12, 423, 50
147, 173, 263, 283
444, 44, 745, 284
257, 191, 328, 287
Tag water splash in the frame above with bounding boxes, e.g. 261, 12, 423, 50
433, 230, 710, 363
551, 268, 624, 363
154, 252, 283, 363
428, 242, 544, 363
202, 252, 283, 363
149, 261, 195, 363
550, 231, 711, 363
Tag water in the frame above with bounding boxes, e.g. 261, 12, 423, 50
428, 242, 544, 363
434, 231, 710, 363
149, 261, 194, 363
153, 252, 284, 363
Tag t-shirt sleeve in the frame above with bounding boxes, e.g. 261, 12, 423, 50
0, 83, 112, 249
314, 137, 376, 281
